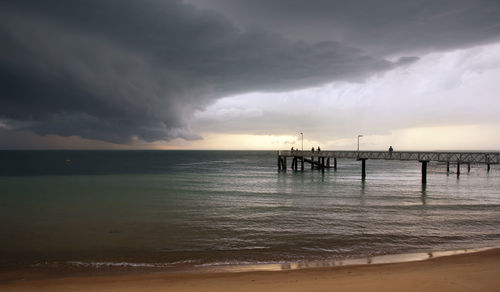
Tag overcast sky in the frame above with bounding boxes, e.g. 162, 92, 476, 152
1, 0, 500, 150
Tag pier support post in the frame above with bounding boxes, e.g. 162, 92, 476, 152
283, 157, 287, 171
420, 161, 428, 184
457, 162, 460, 177
301, 157, 304, 171
467, 162, 471, 173
311, 157, 314, 170
326, 158, 330, 168
360, 158, 367, 180
446, 161, 450, 174
334, 158, 337, 170
277, 155, 281, 170
487, 163, 490, 172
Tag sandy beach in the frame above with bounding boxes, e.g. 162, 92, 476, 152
1, 248, 499, 292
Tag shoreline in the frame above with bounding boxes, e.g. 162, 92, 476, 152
194, 246, 497, 273
2, 246, 497, 279
2, 247, 500, 291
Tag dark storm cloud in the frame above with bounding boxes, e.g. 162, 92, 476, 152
0, 0, 417, 143
188, 0, 500, 56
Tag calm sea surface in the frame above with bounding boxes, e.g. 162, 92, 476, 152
0, 150, 499, 270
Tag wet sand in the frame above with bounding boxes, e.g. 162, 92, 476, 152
1, 248, 500, 292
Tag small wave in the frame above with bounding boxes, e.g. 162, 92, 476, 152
301, 247, 342, 253
168, 259, 199, 265
66, 261, 172, 268
240, 246, 270, 250
195, 260, 285, 268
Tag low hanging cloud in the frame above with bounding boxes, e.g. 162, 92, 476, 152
187, 0, 500, 56
0, 0, 417, 144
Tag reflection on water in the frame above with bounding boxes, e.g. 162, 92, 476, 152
360, 180, 366, 206
421, 184, 427, 205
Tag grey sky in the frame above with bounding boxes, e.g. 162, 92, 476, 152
0, 0, 499, 148
186, 0, 500, 56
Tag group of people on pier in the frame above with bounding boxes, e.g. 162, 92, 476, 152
290, 146, 322, 152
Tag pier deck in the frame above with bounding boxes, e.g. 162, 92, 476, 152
277, 150, 499, 183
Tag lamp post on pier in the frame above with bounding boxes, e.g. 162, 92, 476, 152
300, 132, 303, 151
357, 134, 363, 152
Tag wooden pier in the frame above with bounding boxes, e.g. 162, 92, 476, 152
277, 150, 500, 183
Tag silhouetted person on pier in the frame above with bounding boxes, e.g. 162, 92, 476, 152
389, 146, 393, 156
311, 147, 315, 152
317, 146, 321, 151
291, 147, 294, 151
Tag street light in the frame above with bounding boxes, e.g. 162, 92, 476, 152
300, 132, 303, 151
357, 135, 363, 152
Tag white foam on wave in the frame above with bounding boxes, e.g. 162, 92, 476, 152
66, 261, 172, 268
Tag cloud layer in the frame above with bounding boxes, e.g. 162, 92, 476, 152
187, 0, 500, 56
0, 0, 416, 144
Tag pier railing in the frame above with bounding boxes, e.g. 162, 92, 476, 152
277, 150, 500, 164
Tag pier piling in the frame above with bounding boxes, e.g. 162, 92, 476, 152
420, 161, 428, 184
360, 158, 367, 180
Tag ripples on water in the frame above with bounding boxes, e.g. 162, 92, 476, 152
0, 150, 499, 270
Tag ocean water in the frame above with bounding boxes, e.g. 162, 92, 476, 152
0, 150, 499, 271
